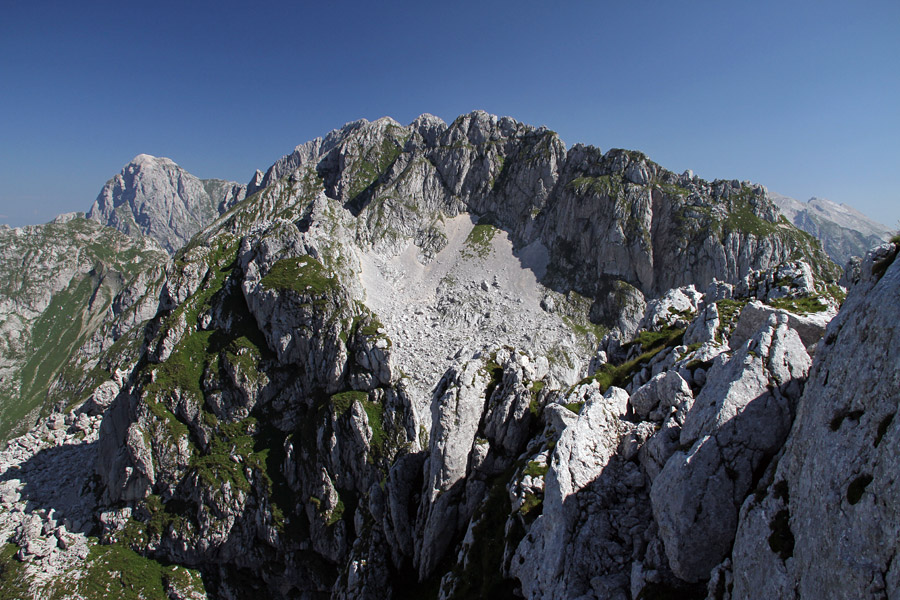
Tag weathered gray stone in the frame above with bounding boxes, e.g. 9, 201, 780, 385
651, 314, 810, 582
729, 300, 836, 351
630, 370, 693, 421
684, 302, 720, 346
729, 242, 900, 599
512, 385, 643, 600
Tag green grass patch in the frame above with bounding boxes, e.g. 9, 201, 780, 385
564, 401, 584, 414
567, 174, 623, 197
326, 497, 345, 527
3, 273, 100, 439
657, 182, 690, 196
824, 284, 846, 305
189, 415, 268, 494
49, 542, 205, 600
519, 492, 543, 516
0, 544, 29, 600
523, 461, 549, 478
462, 223, 498, 259
715, 299, 747, 342
580, 327, 685, 393
260, 256, 338, 296
346, 136, 404, 201
328, 391, 388, 464
562, 315, 608, 341
191, 444, 250, 493
722, 189, 779, 238
140, 495, 192, 541
483, 359, 504, 402
357, 313, 386, 337
330, 390, 367, 419
145, 396, 190, 442
632, 326, 685, 353
146, 329, 214, 399
361, 398, 385, 456
767, 295, 827, 314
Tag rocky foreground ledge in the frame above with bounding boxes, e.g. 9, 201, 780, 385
0, 397, 205, 598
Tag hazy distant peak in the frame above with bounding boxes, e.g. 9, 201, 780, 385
769, 191, 893, 264
87, 155, 246, 253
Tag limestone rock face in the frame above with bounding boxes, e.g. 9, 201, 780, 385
651, 314, 810, 582
88, 154, 247, 253
415, 347, 540, 579
729, 299, 835, 351
415, 360, 490, 578
684, 301, 720, 346
728, 243, 900, 599
512, 386, 648, 600
630, 370, 693, 422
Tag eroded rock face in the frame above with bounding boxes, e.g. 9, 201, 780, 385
727, 243, 900, 600
651, 314, 810, 582
415, 347, 542, 579
0, 215, 167, 440
415, 359, 490, 578
512, 386, 645, 600
82, 111, 842, 598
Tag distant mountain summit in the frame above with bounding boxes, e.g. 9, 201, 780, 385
87, 154, 246, 253
769, 192, 893, 265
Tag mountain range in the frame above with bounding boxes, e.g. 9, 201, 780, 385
0, 111, 896, 600
768, 192, 893, 266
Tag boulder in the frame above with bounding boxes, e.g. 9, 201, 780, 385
651, 314, 810, 582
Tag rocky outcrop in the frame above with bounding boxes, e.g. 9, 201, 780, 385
79, 111, 845, 598
651, 314, 810, 581
88, 154, 247, 253
725, 242, 900, 599
415, 348, 542, 580
512, 386, 643, 600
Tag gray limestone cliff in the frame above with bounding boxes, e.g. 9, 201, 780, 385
722, 241, 900, 600
88, 154, 247, 253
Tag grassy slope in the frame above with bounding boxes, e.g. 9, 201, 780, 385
0, 218, 166, 440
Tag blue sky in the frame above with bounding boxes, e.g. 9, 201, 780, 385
1, 0, 898, 229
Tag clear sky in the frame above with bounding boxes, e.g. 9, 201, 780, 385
1, 0, 898, 229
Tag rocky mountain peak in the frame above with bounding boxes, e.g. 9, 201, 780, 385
129, 153, 175, 167
770, 192, 893, 265
88, 154, 247, 254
